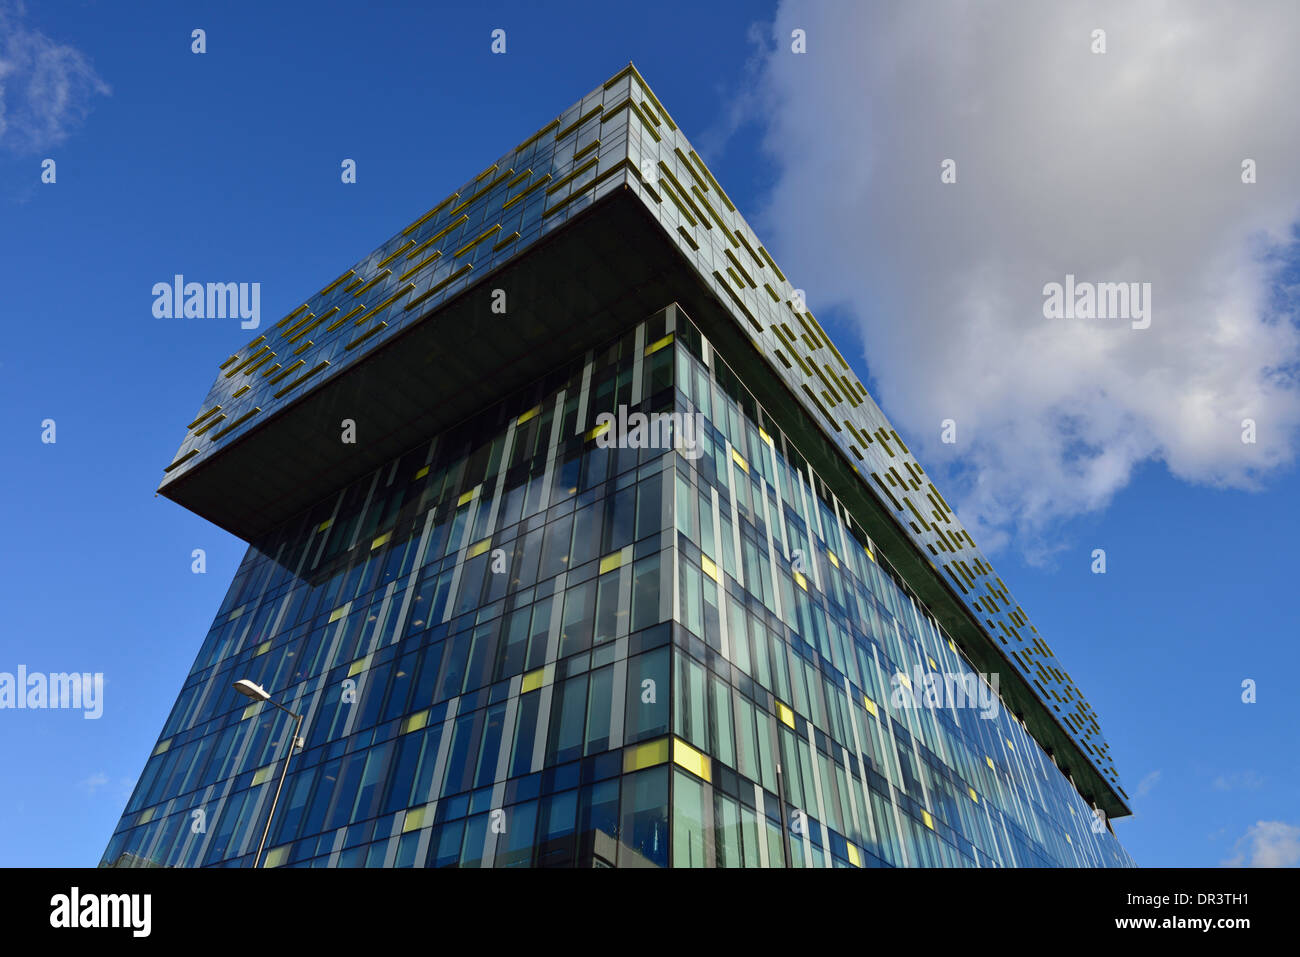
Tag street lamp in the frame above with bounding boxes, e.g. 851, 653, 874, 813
233, 679, 304, 868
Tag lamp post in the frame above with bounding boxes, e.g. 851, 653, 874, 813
233, 679, 304, 868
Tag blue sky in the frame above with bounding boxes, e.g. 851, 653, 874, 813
1, 0, 1296, 867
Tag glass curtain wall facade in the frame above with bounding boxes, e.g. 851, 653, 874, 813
102, 304, 1133, 868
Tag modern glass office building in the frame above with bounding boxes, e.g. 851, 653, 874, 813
102, 65, 1133, 868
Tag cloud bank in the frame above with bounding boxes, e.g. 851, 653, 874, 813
1222, 820, 1300, 867
742, 1, 1300, 558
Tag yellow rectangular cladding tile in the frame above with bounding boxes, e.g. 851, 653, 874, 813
401, 193, 458, 237
343, 322, 387, 352
210, 408, 261, 442
672, 737, 712, 782
776, 701, 795, 727
644, 333, 674, 355
352, 269, 391, 298
375, 241, 415, 269
503, 174, 552, 210
452, 224, 502, 259
623, 736, 670, 773
403, 264, 473, 312
164, 449, 199, 473
186, 406, 222, 430
400, 250, 443, 284
274, 304, 308, 329
272, 359, 330, 398
402, 806, 426, 833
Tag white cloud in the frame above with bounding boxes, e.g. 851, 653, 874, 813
78, 771, 109, 795
0, 2, 110, 154
1222, 820, 1300, 867
738, 1, 1300, 558
1136, 769, 1161, 797
1213, 769, 1266, 791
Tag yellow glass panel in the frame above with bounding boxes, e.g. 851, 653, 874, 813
968, 787, 978, 803
348, 654, 371, 678
731, 448, 749, 473
403, 710, 429, 734
328, 604, 349, 623
644, 333, 674, 355
847, 844, 862, 867
241, 702, 260, 721
700, 555, 719, 582
263, 846, 289, 868
458, 488, 477, 506
371, 532, 391, 550
776, 701, 795, 728
827, 550, 839, 568
922, 810, 935, 830
863, 695, 877, 717
252, 765, 273, 787
255, 640, 271, 656
986, 755, 995, 770
402, 806, 426, 833
793, 571, 807, 591
623, 736, 670, 773
759, 428, 773, 446
415, 466, 429, 480
137, 808, 155, 825
317, 518, 332, 532
151, 738, 171, 756
599, 550, 624, 575
586, 421, 610, 441
672, 737, 712, 783
520, 668, 545, 694
467, 538, 491, 559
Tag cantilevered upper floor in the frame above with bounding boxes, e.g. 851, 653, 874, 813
157, 64, 1129, 819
